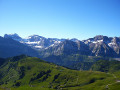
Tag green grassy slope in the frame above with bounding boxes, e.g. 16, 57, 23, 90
0, 55, 120, 90
91, 60, 120, 72
43, 54, 114, 70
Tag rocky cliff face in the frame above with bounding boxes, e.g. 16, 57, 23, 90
83, 35, 120, 57
4, 34, 120, 57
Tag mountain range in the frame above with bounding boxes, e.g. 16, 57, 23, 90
3, 33, 120, 58
0, 36, 39, 58
1, 34, 120, 89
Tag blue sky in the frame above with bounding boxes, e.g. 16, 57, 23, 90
0, 0, 120, 40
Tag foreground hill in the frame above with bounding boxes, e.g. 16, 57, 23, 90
0, 55, 120, 90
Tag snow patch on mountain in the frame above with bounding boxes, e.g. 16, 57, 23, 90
93, 40, 103, 43
3, 34, 120, 57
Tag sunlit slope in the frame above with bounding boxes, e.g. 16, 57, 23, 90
0, 55, 119, 90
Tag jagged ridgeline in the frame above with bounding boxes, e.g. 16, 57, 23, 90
0, 36, 39, 58
0, 55, 120, 90
4, 34, 120, 58
2, 34, 120, 70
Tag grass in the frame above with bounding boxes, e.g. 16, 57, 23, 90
0, 55, 120, 90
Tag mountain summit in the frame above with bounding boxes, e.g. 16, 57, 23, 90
3, 34, 120, 58
4, 33, 22, 41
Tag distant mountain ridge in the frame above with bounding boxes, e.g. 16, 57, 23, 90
0, 36, 39, 58
83, 35, 120, 57
4, 33, 66, 50
3, 33, 120, 58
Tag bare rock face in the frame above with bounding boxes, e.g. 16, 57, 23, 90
109, 37, 120, 56
83, 35, 120, 57
89, 42, 115, 57
4, 34, 65, 50
3, 34, 120, 58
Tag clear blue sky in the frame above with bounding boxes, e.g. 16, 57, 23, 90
0, 0, 120, 40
